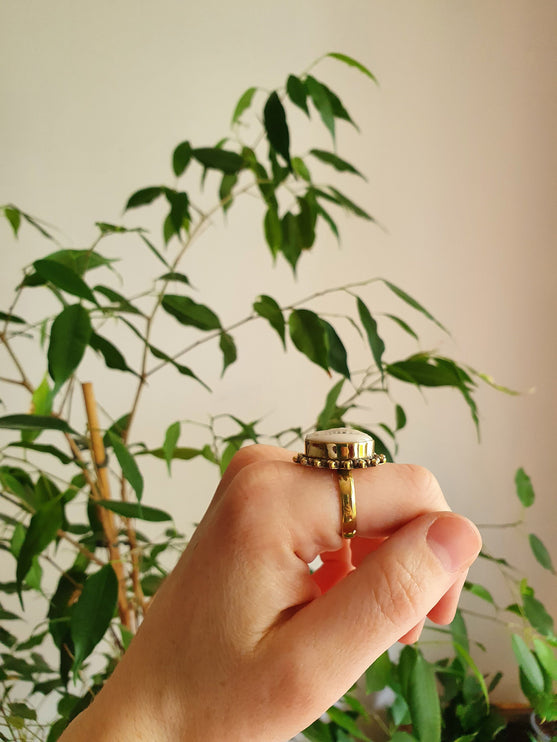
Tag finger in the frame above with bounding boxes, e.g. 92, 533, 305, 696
214, 453, 450, 565
350, 535, 387, 566
398, 619, 426, 645
427, 571, 469, 625
311, 543, 353, 593
262, 512, 481, 727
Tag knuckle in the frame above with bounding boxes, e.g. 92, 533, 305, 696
217, 457, 285, 536
401, 464, 446, 510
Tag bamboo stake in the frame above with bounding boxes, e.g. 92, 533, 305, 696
81, 382, 131, 628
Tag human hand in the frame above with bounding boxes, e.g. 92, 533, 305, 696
60, 444, 481, 742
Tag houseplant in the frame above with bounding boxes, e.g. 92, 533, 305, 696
0, 53, 553, 740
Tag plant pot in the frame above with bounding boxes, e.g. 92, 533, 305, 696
530, 711, 557, 741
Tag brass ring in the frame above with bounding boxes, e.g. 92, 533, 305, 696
293, 427, 386, 538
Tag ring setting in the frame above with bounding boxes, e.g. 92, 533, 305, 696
293, 427, 386, 538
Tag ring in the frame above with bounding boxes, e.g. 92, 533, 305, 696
293, 427, 386, 538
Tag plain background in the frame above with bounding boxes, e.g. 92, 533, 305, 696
1, 0, 556, 710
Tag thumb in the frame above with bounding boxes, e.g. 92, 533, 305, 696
269, 512, 481, 721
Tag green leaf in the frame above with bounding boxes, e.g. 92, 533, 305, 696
281, 211, 302, 270
163, 421, 181, 474
286, 74, 310, 116
365, 650, 392, 693
408, 650, 441, 742
140, 446, 212, 463
158, 271, 191, 286
386, 357, 470, 389
533, 638, 557, 680
166, 190, 191, 233
515, 468, 535, 508
90, 332, 135, 374
33, 259, 97, 304
94, 285, 143, 315
107, 431, 144, 502
95, 221, 145, 235
326, 707, 369, 741
125, 186, 164, 210
22, 374, 54, 444
296, 192, 317, 248
322, 320, 350, 379
47, 304, 92, 393
102, 413, 131, 447
522, 587, 555, 637
529, 533, 555, 573
161, 295, 221, 331
512, 634, 545, 693
317, 379, 345, 430
0, 414, 77, 435
231, 86, 257, 124
172, 140, 192, 177
464, 581, 496, 604
316, 203, 340, 243
139, 234, 172, 269
326, 52, 378, 83
37, 249, 115, 277
395, 404, 407, 431
16, 499, 63, 600
263, 91, 291, 168
192, 147, 244, 174
292, 157, 311, 182
357, 297, 385, 379
383, 280, 448, 333
264, 205, 282, 258
253, 294, 286, 349
450, 609, 470, 654
147, 344, 210, 391
70, 564, 118, 675
306, 75, 335, 141
385, 313, 419, 341
453, 642, 490, 705
4, 205, 21, 236
289, 309, 329, 373
8, 702, 37, 721
310, 149, 365, 179
7, 441, 73, 465
219, 172, 238, 213
219, 331, 237, 376
301, 719, 333, 742
325, 186, 375, 221
96, 501, 172, 522
0, 310, 25, 324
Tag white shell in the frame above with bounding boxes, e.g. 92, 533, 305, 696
305, 427, 372, 444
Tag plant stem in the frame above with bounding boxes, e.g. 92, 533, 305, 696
56, 530, 106, 568
0, 333, 34, 393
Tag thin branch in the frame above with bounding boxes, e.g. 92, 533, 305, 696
52, 537, 106, 568
0, 333, 34, 392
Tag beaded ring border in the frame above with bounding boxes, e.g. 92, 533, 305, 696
293, 427, 386, 538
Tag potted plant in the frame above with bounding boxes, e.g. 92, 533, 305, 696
0, 53, 552, 741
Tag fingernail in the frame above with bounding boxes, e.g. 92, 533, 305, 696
426, 514, 482, 573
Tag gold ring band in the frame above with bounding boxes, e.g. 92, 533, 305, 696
293, 427, 386, 538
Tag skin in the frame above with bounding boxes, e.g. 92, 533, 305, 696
60, 445, 481, 742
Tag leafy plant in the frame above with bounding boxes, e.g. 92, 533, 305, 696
0, 53, 547, 741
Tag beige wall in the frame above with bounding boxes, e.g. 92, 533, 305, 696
1, 0, 556, 705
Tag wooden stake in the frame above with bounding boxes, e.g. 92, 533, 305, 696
82, 381, 130, 628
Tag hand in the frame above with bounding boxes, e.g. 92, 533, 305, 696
60, 445, 481, 742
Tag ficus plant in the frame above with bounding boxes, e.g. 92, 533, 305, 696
0, 53, 553, 741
